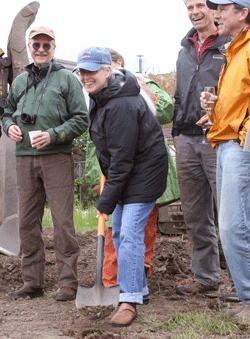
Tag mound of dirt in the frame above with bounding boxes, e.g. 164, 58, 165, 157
0, 228, 248, 338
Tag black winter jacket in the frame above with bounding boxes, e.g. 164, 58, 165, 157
89, 69, 168, 215
172, 28, 230, 137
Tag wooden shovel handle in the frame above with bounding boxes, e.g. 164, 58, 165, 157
97, 174, 106, 236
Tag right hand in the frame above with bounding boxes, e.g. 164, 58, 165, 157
200, 91, 218, 110
8, 125, 23, 142
93, 184, 101, 196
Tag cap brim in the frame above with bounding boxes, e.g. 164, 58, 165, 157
30, 33, 54, 39
75, 62, 103, 72
206, 0, 233, 10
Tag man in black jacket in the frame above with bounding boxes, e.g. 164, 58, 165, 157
173, 0, 230, 296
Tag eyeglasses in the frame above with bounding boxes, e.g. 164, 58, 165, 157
32, 42, 53, 51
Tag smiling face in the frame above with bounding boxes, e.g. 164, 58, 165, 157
79, 66, 111, 95
185, 0, 215, 32
214, 4, 250, 39
28, 34, 55, 68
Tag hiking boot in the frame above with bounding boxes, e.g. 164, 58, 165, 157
143, 294, 150, 305
219, 292, 241, 302
108, 303, 137, 327
176, 281, 219, 296
55, 286, 76, 301
219, 285, 241, 302
9, 285, 44, 300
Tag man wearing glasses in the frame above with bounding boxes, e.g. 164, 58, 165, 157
1, 27, 88, 301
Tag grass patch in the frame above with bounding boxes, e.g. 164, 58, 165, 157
141, 312, 240, 338
42, 204, 98, 232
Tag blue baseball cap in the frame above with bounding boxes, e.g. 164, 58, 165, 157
76, 46, 112, 71
207, 0, 250, 10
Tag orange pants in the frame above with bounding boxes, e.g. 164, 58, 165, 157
102, 204, 159, 287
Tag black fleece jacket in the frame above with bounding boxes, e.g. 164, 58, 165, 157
172, 27, 230, 137
89, 69, 168, 215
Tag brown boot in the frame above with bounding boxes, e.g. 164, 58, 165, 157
9, 285, 44, 300
55, 286, 76, 301
108, 303, 137, 327
176, 281, 219, 296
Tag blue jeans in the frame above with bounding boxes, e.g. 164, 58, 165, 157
217, 141, 250, 304
112, 202, 155, 304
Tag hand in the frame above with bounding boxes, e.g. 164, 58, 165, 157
196, 114, 213, 128
96, 210, 109, 221
173, 136, 179, 143
31, 131, 51, 150
93, 184, 101, 196
200, 91, 217, 110
8, 125, 23, 142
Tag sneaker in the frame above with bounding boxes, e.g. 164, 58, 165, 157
9, 285, 44, 300
176, 281, 219, 296
219, 292, 241, 302
234, 305, 250, 324
108, 303, 137, 327
55, 286, 76, 301
223, 305, 245, 316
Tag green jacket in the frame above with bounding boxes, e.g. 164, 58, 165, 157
2, 60, 88, 156
85, 79, 179, 205
145, 78, 174, 125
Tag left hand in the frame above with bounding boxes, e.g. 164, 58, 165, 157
96, 210, 109, 221
196, 114, 213, 128
31, 131, 51, 150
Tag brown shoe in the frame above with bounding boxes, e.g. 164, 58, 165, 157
108, 303, 137, 327
176, 281, 219, 295
55, 286, 76, 301
9, 285, 44, 300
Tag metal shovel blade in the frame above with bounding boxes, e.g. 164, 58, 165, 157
76, 283, 120, 308
76, 175, 120, 309
75, 234, 120, 309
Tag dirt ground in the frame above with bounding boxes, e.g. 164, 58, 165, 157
0, 227, 250, 339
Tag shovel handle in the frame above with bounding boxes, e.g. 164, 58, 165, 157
97, 174, 106, 236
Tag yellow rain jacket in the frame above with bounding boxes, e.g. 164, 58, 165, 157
207, 28, 250, 148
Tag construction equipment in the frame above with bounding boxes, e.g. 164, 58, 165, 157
0, 2, 40, 256
75, 175, 120, 308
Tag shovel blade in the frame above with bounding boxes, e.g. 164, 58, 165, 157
75, 283, 120, 309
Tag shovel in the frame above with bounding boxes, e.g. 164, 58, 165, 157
75, 174, 120, 309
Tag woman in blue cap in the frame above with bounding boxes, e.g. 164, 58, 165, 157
75, 46, 168, 327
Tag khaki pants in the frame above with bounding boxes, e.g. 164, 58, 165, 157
175, 134, 220, 285
16, 153, 79, 290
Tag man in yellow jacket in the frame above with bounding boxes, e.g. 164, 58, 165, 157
202, 0, 250, 324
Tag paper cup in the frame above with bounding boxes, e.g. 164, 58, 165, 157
28, 130, 41, 146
